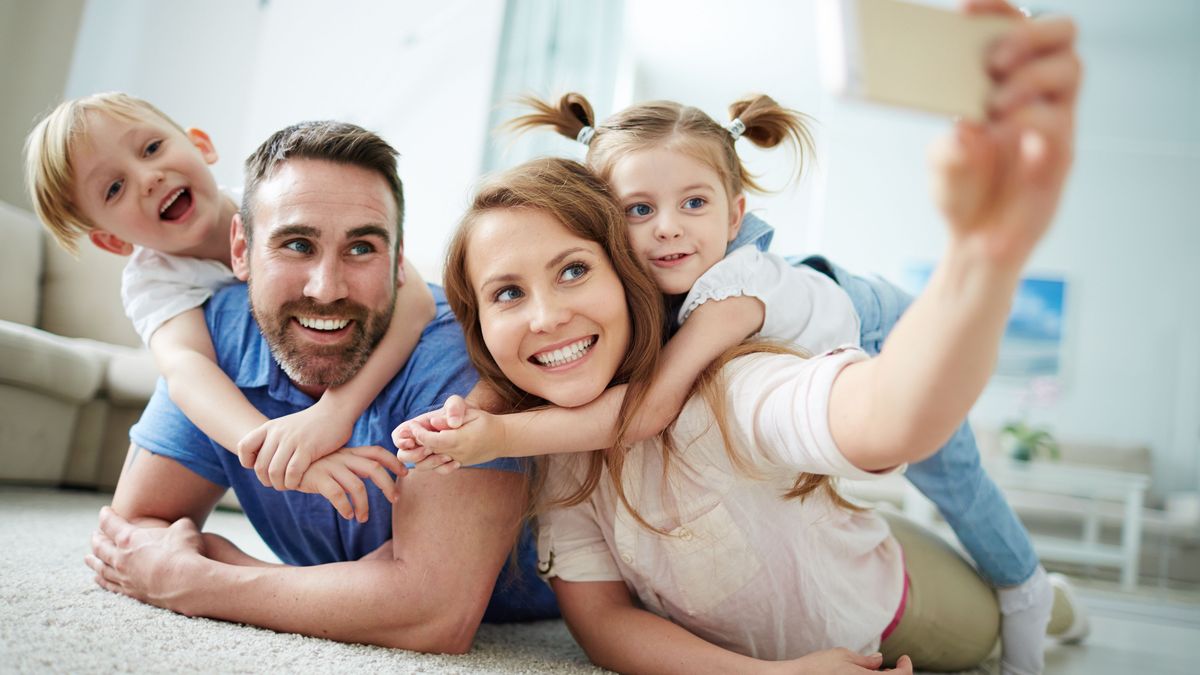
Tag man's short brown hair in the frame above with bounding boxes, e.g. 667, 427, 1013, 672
241, 121, 405, 253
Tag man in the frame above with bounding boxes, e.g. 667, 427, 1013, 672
85, 120, 556, 652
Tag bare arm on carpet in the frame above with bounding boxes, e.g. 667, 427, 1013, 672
88, 444, 523, 653
552, 578, 913, 674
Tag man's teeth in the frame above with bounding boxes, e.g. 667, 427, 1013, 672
534, 337, 596, 367
297, 317, 350, 331
159, 188, 185, 215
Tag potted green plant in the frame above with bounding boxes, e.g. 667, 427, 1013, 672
1002, 376, 1063, 462
1000, 420, 1060, 462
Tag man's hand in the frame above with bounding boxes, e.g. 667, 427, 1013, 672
296, 446, 408, 522
85, 507, 207, 614
236, 402, 356, 490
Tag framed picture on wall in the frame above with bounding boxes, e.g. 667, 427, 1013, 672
903, 263, 1066, 379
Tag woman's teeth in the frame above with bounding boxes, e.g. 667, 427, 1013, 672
298, 317, 350, 331
533, 337, 596, 367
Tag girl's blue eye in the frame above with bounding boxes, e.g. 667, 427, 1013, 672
683, 197, 706, 209
105, 179, 123, 202
561, 262, 588, 282
285, 240, 313, 254
145, 140, 162, 156
496, 287, 523, 303
626, 203, 653, 218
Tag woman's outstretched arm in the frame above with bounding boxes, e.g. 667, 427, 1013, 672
828, 4, 1080, 471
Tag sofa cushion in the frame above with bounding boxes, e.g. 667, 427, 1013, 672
41, 236, 140, 348
104, 347, 159, 405
0, 320, 103, 403
0, 201, 43, 326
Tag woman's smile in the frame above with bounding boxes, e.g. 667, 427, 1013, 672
529, 335, 598, 369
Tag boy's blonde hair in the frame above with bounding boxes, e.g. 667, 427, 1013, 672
24, 92, 186, 254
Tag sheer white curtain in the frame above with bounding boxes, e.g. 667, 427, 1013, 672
481, 0, 624, 172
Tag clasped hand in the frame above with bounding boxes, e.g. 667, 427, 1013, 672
392, 395, 506, 474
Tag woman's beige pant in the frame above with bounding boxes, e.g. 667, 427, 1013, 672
879, 512, 1001, 672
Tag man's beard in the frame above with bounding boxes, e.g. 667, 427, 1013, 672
250, 284, 393, 388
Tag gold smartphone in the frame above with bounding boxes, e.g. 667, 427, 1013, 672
817, 0, 1015, 119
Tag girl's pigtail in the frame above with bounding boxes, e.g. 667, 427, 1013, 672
728, 94, 817, 189
505, 93, 596, 144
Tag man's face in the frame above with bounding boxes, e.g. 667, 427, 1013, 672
231, 159, 401, 395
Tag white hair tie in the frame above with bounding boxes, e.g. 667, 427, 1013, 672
725, 118, 746, 141
576, 125, 596, 146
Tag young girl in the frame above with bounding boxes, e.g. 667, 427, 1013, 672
26, 95, 429, 520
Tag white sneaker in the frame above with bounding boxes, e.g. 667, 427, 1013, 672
1047, 573, 1090, 644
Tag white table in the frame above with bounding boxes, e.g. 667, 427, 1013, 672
902, 459, 1151, 590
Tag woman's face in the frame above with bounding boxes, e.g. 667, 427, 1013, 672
467, 207, 631, 408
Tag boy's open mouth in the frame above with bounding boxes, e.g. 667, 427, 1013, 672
159, 188, 193, 222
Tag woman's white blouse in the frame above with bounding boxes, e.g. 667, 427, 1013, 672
537, 348, 905, 659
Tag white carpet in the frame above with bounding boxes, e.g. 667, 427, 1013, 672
0, 486, 602, 674
7, 485, 1184, 673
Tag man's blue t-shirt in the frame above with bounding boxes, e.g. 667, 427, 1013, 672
130, 282, 557, 620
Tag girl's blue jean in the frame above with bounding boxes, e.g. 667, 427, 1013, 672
729, 213, 1037, 586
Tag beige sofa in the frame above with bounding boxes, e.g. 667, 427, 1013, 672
0, 199, 157, 489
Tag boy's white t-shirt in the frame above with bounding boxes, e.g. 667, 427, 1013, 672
678, 245, 861, 352
120, 187, 240, 345
122, 247, 236, 345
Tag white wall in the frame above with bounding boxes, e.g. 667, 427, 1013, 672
236, 0, 505, 279
61, 0, 1199, 494
66, 0, 505, 281
65, 0, 262, 192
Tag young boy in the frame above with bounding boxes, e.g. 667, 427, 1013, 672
25, 92, 431, 521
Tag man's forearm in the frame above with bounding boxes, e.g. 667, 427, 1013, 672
107, 449, 523, 653
174, 555, 479, 650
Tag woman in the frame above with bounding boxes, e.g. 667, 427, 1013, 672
401, 6, 1082, 670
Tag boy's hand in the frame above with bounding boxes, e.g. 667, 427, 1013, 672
931, 1, 1080, 268
393, 395, 506, 474
237, 403, 355, 491
296, 446, 407, 522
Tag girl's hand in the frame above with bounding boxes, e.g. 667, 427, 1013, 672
237, 402, 355, 491
296, 446, 407, 522
392, 396, 507, 473
931, 0, 1081, 269
392, 399, 464, 471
